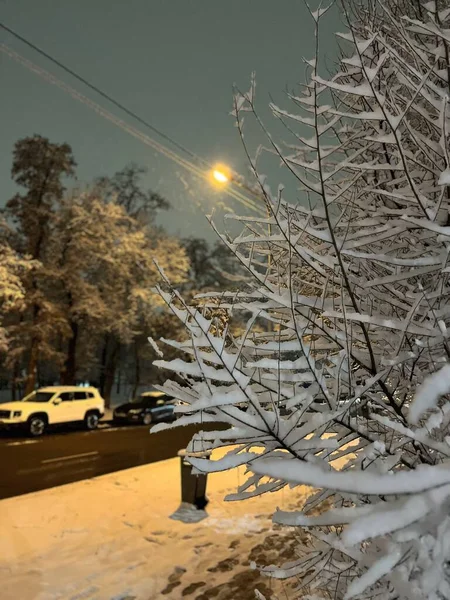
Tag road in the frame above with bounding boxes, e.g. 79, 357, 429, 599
0, 421, 219, 501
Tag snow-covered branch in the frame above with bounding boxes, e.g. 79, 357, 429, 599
153, 1, 450, 598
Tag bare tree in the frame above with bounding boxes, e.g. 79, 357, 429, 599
96, 163, 170, 221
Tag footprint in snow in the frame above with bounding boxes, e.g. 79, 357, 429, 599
181, 581, 206, 596
144, 536, 162, 544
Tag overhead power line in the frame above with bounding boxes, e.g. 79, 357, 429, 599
0, 21, 209, 169
1, 43, 263, 216
0, 23, 265, 215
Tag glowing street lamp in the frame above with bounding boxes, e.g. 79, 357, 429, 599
210, 163, 231, 187
212, 169, 229, 184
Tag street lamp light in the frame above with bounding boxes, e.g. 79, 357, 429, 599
212, 169, 229, 184
210, 164, 265, 206
210, 163, 231, 187
209, 163, 267, 210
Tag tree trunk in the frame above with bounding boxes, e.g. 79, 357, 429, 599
102, 339, 119, 408
116, 365, 121, 395
10, 360, 20, 401
99, 335, 109, 398
22, 162, 56, 397
60, 320, 79, 385
132, 341, 140, 399
24, 279, 42, 396
99, 336, 121, 407
24, 343, 38, 396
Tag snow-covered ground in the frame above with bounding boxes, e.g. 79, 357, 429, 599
0, 448, 311, 600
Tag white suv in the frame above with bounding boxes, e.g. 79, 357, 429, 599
0, 386, 105, 437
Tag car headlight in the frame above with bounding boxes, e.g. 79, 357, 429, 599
128, 409, 142, 415
13, 411, 22, 417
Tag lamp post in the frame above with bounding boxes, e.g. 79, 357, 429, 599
169, 449, 212, 524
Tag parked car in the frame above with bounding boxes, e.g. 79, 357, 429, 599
0, 386, 105, 437
113, 391, 175, 426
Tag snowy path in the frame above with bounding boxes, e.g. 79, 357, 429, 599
0, 451, 310, 600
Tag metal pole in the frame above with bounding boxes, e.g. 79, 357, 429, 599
178, 449, 211, 510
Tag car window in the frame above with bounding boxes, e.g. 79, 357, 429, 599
59, 392, 74, 402
143, 397, 165, 407
74, 391, 87, 400
141, 393, 167, 401
142, 398, 156, 407
23, 391, 54, 403
86, 391, 95, 399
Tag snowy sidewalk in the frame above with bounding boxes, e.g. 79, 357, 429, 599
0, 449, 310, 600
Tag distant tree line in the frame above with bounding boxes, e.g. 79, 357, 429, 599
0, 135, 243, 405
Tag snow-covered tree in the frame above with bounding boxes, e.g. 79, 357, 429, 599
152, 2, 450, 598
5, 135, 76, 394
2, 137, 188, 398
103, 231, 189, 401
0, 228, 34, 354
182, 237, 247, 293
87, 164, 184, 402
51, 189, 189, 401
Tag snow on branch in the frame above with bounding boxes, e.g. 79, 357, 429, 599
152, 1, 450, 598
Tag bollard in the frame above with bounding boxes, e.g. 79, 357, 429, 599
178, 449, 211, 510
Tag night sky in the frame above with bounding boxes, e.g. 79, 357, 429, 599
1, 0, 340, 241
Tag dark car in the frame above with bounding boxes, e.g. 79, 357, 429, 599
113, 391, 176, 426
